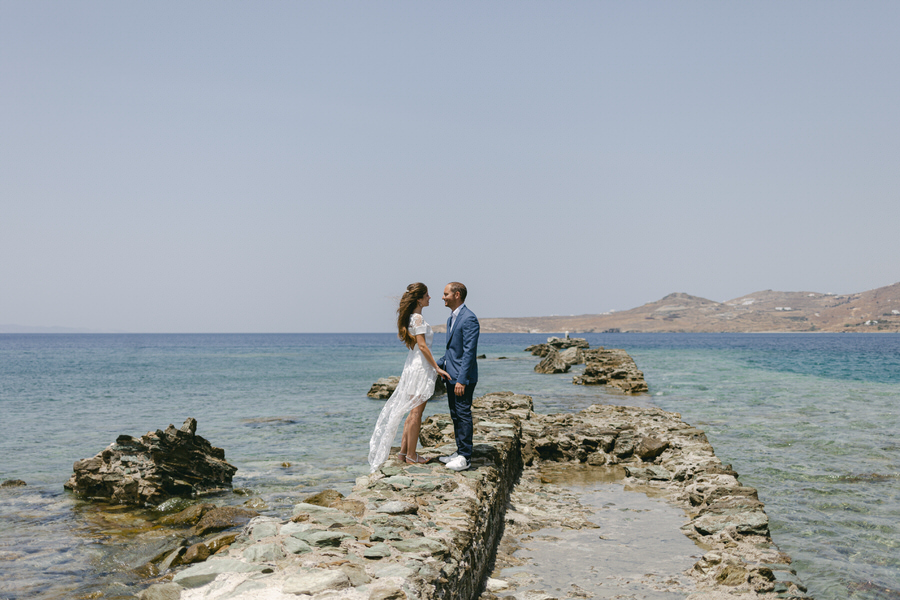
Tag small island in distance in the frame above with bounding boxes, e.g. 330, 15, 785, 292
436, 282, 900, 334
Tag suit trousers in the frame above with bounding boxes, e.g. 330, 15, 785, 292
447, 382, 476, 459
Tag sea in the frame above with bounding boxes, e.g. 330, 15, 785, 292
1, 332, 898, 600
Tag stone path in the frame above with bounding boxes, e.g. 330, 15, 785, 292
136, 392, 811, 600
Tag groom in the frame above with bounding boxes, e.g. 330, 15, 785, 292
437, 282, 480, 471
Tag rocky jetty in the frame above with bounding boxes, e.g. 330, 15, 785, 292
65, 418, 237, 506
367, 375, 446, 399
573, 347, 649, 393
139, 393, 526, 600
528, 339, 648, 394
137, 394, 807, 600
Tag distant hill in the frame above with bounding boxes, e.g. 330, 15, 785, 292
442, 282, 900, 333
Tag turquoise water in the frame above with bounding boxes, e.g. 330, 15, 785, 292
1, 333, 898, 599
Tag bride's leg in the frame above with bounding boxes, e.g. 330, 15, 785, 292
400, 412, 414, 457
404, 402, 427, 461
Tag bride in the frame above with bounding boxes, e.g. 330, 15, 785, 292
368, 283, 449, 471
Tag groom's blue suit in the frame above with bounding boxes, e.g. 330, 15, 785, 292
438, 305, 479, 459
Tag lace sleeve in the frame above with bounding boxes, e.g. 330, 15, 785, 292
409, 313, 428, 336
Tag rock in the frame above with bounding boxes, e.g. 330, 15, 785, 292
525, 343, 551, 356
282, 536, 312, 554
572, 348, 649, 393
545, 336, 589, 350
376, 500, 418, 515
716, 564, 749, 586
557, 346, 584, 367
135, 582, 184, 600
301, 530, 353, 547
635, 436, 670, 461
371, 528, 403, 541
534, 348, 570, 374
203, 531, 238, 554
388, 537, 446, 556
192, 506, 259, 536
242, 541, 286, 563
486, 578, 510, 592
368, 375, 446, 399
282, 569, 351, 595
246, 516, 281, 540
308, 511, 358, 528
304, 489, 344, 506
1, 479, 26, 488
64, 418, 237, 506
367, 376, 400, 399
624, 465, 672, 480
363, 543, 392, 559
242, 497, 268, 510
157, 503, 215, 526
690, 509, 770, 537
172, 558, 266, 588
157, 547, 187, 572
339, 563, 371, 586
368, 582, 407, 600
181, 542, 210, 564
331, 498, 366, 517
612, 432, 636, 458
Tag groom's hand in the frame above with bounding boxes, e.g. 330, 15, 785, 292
454, 382, 465, 396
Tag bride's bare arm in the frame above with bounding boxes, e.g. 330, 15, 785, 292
417, 334, 450, 380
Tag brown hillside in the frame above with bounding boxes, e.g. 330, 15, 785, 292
441, 282, 900, 333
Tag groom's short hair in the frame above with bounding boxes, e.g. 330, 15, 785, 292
449, 282, 467, 302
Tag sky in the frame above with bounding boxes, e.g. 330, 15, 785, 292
2, 2, 899, 333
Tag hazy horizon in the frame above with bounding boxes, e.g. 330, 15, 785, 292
3, 3, 899, 333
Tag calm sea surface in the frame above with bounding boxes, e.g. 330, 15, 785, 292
1, 332, 898, 599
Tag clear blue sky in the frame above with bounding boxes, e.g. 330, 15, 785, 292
2, 2, 898, 332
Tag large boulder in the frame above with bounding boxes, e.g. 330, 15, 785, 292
64, 418, 237, 506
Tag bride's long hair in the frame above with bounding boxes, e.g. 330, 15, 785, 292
397, 283, 428, 349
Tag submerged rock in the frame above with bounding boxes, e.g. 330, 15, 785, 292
64, 418, 237, 506
1, 479, 26, 488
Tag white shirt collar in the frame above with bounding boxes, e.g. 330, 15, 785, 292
448, 304, 465, 334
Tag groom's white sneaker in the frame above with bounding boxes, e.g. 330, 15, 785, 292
445, 455, 470, 471
438, 452, 459, 464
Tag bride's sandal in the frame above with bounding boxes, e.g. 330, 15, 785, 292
405, 454, 428, 464
397, 453, 407, 462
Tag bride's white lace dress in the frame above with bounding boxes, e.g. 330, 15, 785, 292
368, 313, 437, 472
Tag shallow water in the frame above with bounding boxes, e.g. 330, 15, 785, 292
1, 332, 899, 599
502, 482, 699, 599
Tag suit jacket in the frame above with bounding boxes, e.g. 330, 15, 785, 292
438, 305, 480, 386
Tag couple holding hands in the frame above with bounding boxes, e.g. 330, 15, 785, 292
367, 282, 479, 473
